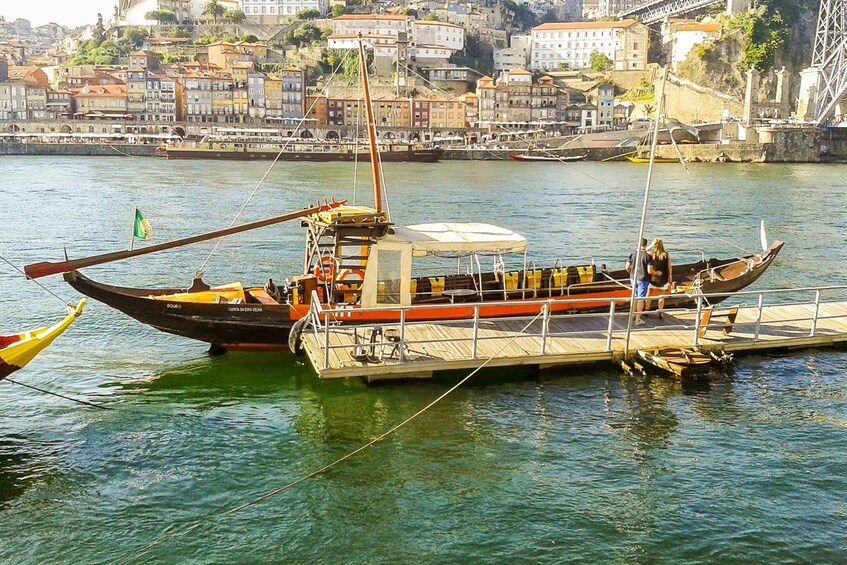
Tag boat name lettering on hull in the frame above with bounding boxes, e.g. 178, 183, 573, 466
228, 307, 264, 313
167, 303, 182, 309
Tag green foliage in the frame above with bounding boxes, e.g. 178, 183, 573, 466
203, 0, 226, 23
399, 7, 418, 17
619, 77, 654, 102
319, 49, 372, 79
282, 23, 325, 47
330, 5, 347, 17
159, 51, 190, 64
589, 50, 612, 71
424, 12, 439, 21
145, 9, 177, 24
296, 8, 321, 19
69, 39, 128, 65
726, 4, 788, 72
122, 27, 149, 48
223, 9, 246, 23
194, 32, 253, 45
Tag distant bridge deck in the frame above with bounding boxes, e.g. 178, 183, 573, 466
301, 287, 847, 381
620, 0, 725, 24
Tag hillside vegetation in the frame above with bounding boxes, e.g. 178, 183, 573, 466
677, 0, 819, 99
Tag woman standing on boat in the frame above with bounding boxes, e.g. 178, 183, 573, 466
648, 238, 673, 318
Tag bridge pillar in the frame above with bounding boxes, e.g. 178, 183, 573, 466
795, 67, 822, 121
726, 0, 753, 14
743, 67, 760, 126
775, 67, 791, 119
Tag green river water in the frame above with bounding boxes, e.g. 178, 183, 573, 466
0, 157, 846, 563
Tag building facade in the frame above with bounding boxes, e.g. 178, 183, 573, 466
529, 20, 648, 71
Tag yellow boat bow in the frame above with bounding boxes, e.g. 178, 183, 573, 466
0, 299, 86, 380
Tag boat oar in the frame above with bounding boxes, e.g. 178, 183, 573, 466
24, 199, 346, 280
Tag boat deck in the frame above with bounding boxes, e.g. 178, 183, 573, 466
301, 293, 847, 380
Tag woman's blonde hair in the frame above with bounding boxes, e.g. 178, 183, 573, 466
652, 239, 667, 260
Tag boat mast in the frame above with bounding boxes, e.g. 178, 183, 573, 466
624, 65, 668, 355
357, 34, 384, 215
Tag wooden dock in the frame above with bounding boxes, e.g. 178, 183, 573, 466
301, 292, 847, 381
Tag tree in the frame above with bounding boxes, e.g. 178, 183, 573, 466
424, 12, 439, 21
93, 13, 106, 45
203, 0, 226, 24
330, 5, 346, 17
145, 9, 178, 24
283, 23, 323, 47
296, 8, 321, 19
223, 9, 246, 23
122, 27, 149, 48
589, 50, 612, 71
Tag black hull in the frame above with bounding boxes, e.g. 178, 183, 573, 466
164, 148, 443, 162
64, 271, 294, 351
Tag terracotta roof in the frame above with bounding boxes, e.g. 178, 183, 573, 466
413, 20, 462, 28
672, 21, 721, 33
333, 14, 409, 21
533, 19, 637, 31
74, 85, 127, 97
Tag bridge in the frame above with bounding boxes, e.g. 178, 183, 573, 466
797, 0, 847, 122
619, 0, 731, 25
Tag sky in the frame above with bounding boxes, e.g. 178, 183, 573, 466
2, 1, 119, 28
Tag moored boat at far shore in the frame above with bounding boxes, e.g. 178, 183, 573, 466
158, 139, 443, 162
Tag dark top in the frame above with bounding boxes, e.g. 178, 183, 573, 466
628, 250, 652, 282
651, 254, 670, 287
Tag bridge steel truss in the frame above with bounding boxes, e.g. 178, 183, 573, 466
619, 0, 725, 24
811, 0, 847, 121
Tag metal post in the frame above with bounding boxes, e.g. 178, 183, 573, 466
540, 302, 549, 355
754, 293, 764, 340
471, 305, 479, 359
693, 295, 702, 346
399, 308, 406, 363
323, 312, 330, 369
605, 300, 616, 352
810, 289, 821, 337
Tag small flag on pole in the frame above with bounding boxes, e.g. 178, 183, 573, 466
134, 208, 152, 240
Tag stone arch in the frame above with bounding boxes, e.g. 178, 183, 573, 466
6, 124, 20, 133
325, 130, 339, 139
300, 129, 313, 139
102, 127, 108, 133
88, 126, 95, 133
382, 131, 396, 140
409, 133, 420, 142
61, 125, 72, 133
173, 126, 186, 138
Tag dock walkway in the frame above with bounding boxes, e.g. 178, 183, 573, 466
301, 288, 847, 380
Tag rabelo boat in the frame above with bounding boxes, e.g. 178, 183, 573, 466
24, 39, 783, 354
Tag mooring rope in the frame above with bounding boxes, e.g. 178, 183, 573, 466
0, 254, 73, 307
119, 307, 548, 562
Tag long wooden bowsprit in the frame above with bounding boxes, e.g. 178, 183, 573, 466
24, 199, 346, 280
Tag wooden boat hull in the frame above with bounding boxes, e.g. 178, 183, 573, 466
63, 241, 783, 352
0, 300, 85, 379
509, 154, 586, 162
163, 147, 443, 163
626, 156, 679, 163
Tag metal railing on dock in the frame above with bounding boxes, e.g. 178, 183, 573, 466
301, 285, 847, 379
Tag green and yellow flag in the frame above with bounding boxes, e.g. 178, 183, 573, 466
133, 208, 152, 240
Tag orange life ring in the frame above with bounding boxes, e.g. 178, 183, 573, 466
314, 255, 335, 281
336, 268, 365, 290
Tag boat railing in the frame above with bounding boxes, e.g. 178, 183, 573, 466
308, 285, 847, 369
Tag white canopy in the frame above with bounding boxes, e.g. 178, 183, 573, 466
386, 223, 527, 256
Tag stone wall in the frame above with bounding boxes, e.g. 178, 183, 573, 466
662, 77, 744, 123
